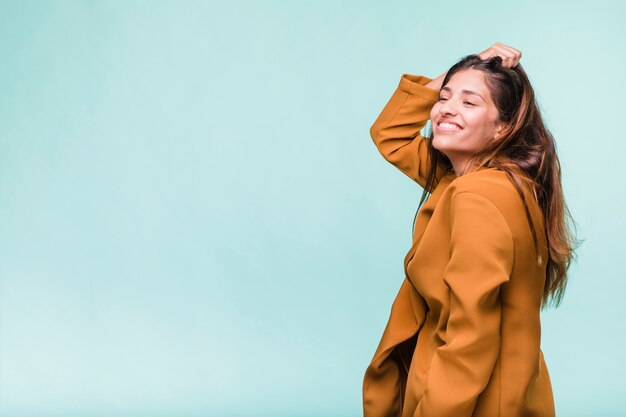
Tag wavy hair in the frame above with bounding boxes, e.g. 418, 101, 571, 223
417, 54, 582, 309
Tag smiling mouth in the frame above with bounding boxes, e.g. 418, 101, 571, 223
437, 121, 463, 131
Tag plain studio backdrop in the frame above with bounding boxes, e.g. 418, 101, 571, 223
0, 1, 624, 416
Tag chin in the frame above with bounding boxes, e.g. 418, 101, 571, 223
431, 135, 448, 152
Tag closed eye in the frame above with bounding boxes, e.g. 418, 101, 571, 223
463, 101, 476, 106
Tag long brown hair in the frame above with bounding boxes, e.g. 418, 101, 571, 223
418, 54, 581, 309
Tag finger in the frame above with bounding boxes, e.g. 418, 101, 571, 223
480, 49, 497, 60
498, 47, 522, 67
478, 43, 500, 59
477, 48, 491, 60
479, 44, 520, 67
491, 45, 516, 67
512, 48, 522, 67
495, 43, 522, 66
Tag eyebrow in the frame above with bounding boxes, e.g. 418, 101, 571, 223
440, 86, 486, 102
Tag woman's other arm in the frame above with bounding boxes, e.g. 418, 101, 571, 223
414, 191, 514, 416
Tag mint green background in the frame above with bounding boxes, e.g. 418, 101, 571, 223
0, 1, 624, 416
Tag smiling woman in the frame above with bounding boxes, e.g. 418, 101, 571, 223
431, 70, 506, 173
362, 43, 580, 417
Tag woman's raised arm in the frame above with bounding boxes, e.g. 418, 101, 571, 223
370, 43, 521, 191
369, 74, 448, 191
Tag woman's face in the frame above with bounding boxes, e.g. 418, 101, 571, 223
430, 69, 504, 172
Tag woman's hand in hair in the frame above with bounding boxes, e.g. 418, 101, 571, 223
426, 43, 522, 91
478, 42, 522, 68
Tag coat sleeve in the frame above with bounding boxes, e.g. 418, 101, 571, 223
369, 74, 448, 191
414, 191, 515, 417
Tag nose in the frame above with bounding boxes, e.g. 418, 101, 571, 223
438, 98, 457, 116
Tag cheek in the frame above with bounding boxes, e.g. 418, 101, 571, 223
429, 104, 439, 121
466, 112, 493, 133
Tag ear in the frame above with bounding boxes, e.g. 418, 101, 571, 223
493, 121, 508, 139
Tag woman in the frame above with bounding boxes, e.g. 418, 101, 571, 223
362, 43, 578, 417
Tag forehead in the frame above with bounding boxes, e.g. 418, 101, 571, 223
444, 69, 490, 96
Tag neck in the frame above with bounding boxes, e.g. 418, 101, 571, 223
450, 158, 469, 177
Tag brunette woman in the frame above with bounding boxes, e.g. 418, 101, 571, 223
363, 43, 578, 417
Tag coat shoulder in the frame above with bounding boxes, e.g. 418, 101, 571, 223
450, 168, 515, 201
448, 168, 531, 220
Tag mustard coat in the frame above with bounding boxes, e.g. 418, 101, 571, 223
362, 74, 556, 417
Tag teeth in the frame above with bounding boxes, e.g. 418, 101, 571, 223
439, 122, 461, 130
